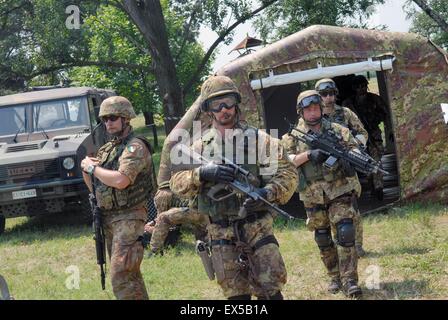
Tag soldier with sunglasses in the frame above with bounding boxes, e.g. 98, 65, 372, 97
81, 96, 155, 300
170, 75, 298, 300
281, 90, 363, 298
315, 78, 368, 258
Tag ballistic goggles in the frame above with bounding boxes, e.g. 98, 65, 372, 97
297, 94, 322, 109
207, 94, 238, 113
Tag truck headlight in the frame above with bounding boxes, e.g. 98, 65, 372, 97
63, 157, 75, 170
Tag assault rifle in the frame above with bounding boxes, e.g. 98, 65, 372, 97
285, 118, 389, 176
174, 144, 295, 220
89, 179, 106, 290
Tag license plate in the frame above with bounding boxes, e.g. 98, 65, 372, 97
12, 189, 37, 200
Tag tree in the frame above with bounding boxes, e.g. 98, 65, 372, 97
253, 0, 386, 42
405, 0, 448, 49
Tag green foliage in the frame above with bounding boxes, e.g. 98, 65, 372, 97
405, 0, 448, 49
253, 0, 386, 42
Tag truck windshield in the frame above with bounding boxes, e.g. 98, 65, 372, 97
33, 97, 89, 132
0, 105, 26, 137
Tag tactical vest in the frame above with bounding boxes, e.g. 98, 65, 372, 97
297, 119, 345, 190
197, 126, 261, 220
95, 132, 155, 213
329, 105, 346, 125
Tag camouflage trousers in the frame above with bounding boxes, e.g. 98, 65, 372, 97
207, 213, 286, 299
304, 194, 359, 285
150, 207, 209, 252
368, 140, 384, 190
104, 218, 149, 300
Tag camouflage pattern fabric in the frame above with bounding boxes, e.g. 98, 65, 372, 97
281, 118, 362, 204
104, 217, 149, 300
303, 195, 359, 285
170, 123, 297, 299
323, 106, 366, 246
207, 213, 287, 298
343, 92, 387, 190
149, 207, 209, 252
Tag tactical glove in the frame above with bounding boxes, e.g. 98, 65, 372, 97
243, 188, 269, 212
199, 163, 235, 183
308, 149, 328, 165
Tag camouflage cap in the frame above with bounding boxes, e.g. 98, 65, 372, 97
297, 90, 322, 108
200, 75, 241, 105
315, 78, 338, 92
99, 96, 136, 119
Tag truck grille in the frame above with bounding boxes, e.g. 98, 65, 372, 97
0, 159, 60, 183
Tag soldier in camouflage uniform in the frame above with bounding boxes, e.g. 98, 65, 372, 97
316, 78, 368, 257
145, 196, 209, 254
81, 96, 152, 300
343, 75, 388, 201
170, 75, 298, 300
282, 90, 363, 297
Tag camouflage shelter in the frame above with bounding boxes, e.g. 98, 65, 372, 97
215, 25, 448, 206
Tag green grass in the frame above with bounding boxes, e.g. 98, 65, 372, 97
0, 203, 447, 300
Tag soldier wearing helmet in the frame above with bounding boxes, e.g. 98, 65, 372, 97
343, 75, 388, 201
170, 75, 298, 300
315, 78, 368, 258
281, 89, 363, 298
81, 96, 155, 300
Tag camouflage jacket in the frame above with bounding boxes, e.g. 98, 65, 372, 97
281, 118, 361, 205
170, 122, 298, 219
95, 130, 154, 222
342, 93, 387, 144
323, 104, 368, 146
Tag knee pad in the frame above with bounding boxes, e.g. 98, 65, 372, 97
336, 218, 355, 247
314, 227, 333, 250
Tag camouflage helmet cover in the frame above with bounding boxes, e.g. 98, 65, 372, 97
200, 75, 241, 110
99, 96, 136, 119
315, 78, 338, 92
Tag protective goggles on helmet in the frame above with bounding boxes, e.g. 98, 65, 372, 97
316, 81, 337, 92
101, 115, 121, 123
297, 94, 322, 109
206, 94, 238, 113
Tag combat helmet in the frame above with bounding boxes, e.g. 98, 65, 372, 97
200, 75, 241, 111
99, 96, 136, 119
296, 90, 323, 125
315, 78, 338, 94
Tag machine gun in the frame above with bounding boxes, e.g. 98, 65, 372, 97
174, 144, 295, 221
285, 118, 389, 176
89, 179, 106, 290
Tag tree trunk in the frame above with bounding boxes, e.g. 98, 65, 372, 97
121, 0, 184, 134
412, 0, 448, 33
143, 111, 158, 148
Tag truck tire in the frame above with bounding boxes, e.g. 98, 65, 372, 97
0, 215, 5, 235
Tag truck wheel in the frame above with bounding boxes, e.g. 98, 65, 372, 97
0, 215, 5, 235
79, 196, 93, 224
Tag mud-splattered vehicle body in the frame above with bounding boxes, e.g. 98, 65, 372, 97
0, 87, 115, 233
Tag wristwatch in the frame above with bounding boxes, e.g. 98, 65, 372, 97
86, 164, 96, 175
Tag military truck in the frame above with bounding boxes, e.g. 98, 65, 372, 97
0, 87, 115, 234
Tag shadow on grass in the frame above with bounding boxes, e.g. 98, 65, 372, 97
363, 279, 429, 300
366, 246, 431, 258
0, 211, 91, 244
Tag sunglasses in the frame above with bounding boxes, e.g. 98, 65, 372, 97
101, 115, 120, 123
209, 103, 237, 113
298, 95, 322, 109
320, 91, 336, 98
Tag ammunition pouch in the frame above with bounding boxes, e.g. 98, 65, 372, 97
196, 240, 215, 281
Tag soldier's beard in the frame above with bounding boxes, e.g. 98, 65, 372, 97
215, 112, 236, 126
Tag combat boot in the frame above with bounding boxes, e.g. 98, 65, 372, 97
355, 244, 366, 257
327, 277, 342, 294
344, 280, 362, 298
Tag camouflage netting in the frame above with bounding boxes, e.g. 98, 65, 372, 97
213, 25, 448, 203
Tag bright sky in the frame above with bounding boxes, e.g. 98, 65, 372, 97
199, 0, 415, 72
